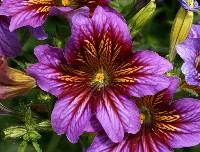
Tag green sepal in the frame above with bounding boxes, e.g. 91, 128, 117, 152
32, 141, 42, 152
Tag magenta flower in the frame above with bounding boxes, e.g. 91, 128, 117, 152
177, 24, 200, 87
0, 0, 110, 32
88, 77, 200, 152
0, 16, 20, 57
27, 7, 172, 143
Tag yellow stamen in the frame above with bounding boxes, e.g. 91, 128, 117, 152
140, 113, 145, 124
95, 73, 105, 83
62, 0, 70, 6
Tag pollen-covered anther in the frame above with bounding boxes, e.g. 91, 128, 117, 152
61, 0, 70, 6
95, 73, 105, 84
140, 113, 145, 124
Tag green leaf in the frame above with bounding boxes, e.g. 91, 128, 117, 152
32, 141, 42, 152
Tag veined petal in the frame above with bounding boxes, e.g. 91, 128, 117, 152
27, 44, 90, 97
166, 98, 200, 148
0, 0, 66, 30
0, 16, 20, 57
113, 51, 173, 97
88, 131, 172, 152
188, 24, 200, 38
176, 38, 200, 86
176, 38, 200, 63
65, 6, 132, 65
84, 117, 102, 133
0, 0, 53, 30
96, 89, 140, 143
51, 87, 93, 143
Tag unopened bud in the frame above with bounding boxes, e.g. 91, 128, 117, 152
169, 0, 194, 61
128, 0, 156, 37
0, 57, 36, 100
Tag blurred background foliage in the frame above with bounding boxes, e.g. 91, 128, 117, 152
1, 0, 200, 151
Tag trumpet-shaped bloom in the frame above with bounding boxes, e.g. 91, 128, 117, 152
0, 0, 110, 32
0, 16, 20, 57
88, 77, 200, 152
0, 57, 35, 100
177, 24, 200, 87
27, 7, 172, 143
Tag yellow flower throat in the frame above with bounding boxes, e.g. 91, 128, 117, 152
95, 73, 105, 84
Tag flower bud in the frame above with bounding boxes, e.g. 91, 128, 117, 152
169, 0, 194, 61
0, 57, 36, 100
128, 0, 156, 37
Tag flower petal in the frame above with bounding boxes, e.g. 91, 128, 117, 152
65, 6, 132, 65
188, 24, 200, 38
27, 44, 89, 97
113, 51, 172, 97
96, 89, 140, 143
176, 38, 200, 86
0, 0, 54, 30
0, 16, 20, 57
166, 98, 200, 148
28, 26, 48, 40
88, 131, 172, 152
51, 87, 92, 143
176, 38, 200, 63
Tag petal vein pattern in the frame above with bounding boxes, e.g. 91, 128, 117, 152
28, 6, 172, 143
88, 78, 200, 152
51, 87, 93, 143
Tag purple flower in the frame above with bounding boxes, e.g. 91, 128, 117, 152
27, 7, 172, 143
88, 77, 200, 152
177, 24, 200, 87
0, 0, 110, 32
0, 16, 20, 57
178, 0, 200, 12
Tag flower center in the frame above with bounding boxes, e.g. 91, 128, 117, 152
140, 113, 145, 124
94, 72, 105, 84
140, 106, 152, 124
92, 70, 109, 89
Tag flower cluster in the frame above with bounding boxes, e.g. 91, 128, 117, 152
0, 0, 200, 152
